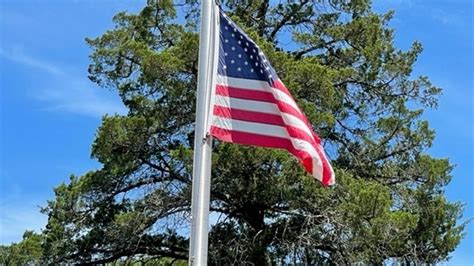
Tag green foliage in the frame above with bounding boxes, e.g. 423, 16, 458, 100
0, 231, 43, 265
26, 0, 467, 264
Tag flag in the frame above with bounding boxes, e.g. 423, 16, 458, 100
209, 9, 335, 186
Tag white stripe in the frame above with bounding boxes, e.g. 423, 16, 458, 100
217, 75, 302, 113
280, 114, 314, 141
316, 143, 336, 185
217, 75, 268, 92
213, 116, 324, 181
214, 95, 278, 114
213, 115, 287, 138
272, 87, 303, 114
293, 138, 323, 182
214, 95, 314, 139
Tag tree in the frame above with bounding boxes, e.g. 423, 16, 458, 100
0, 231, 43, 265
39, 0, 465, 264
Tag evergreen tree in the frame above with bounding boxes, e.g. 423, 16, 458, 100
37, 0, 465, 264
0, 231, 43, 265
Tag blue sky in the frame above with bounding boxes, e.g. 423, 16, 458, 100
0, 0, 472, 264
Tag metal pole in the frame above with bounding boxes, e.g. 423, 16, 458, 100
189, 0, 215, 265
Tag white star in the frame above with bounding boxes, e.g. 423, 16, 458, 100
244, 48, 248, 52
250, 69, 254, 72
231, 46, 235, 51
246, 42, 249, 46
237, 67, 241, 71
233, 28, 237, 32
231, 60, 235, 64
269, 75, 272, 79
255, 62, 258, 66
240, 35, 243, 39
253, 49, 256, 53
250, 55, 253, 59
265, 66, 269, 70
238, 41, 241, 45
225, 26, 228, 30
225, 52, 228, 56
223, 65, 227, 69
231, 33, 235, 37
244, 61, 248, 65
238, 54, 242, 58
260, 70, 263, 73
225, 39, 229, 43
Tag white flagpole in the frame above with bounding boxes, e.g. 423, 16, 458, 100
189, 0, 216, 265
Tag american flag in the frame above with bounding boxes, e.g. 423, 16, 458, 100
210, 9, 335, 186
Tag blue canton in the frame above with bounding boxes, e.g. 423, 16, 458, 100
218, 9, 278, 86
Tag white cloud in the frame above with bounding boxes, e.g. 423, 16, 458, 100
430, 7, 470, 27
0, 200, 47, 244
0, 47, 127, 118
374, 0, 472, 29
0, 48, 63, 75
33, 77, 128, 118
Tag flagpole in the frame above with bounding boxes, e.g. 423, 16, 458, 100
189, 0, 215, 265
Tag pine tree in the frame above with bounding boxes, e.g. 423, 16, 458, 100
0, 231, 43, 265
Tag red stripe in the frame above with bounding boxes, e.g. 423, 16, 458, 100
276, 125, 331, 185
213, 106, 285, 126
211, 126, 314, 174
216, 85, 275, 103
285, 126, 316, 146
272, 79, 295, 101
275, 101, 312, 130
272, 80, 322, 144
213, 106, 316, 146
216, 79, 315, 142
278, 125, 330, 185
217, 85, 312, 134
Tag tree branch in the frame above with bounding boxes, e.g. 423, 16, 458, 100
268, 0, 310, 41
